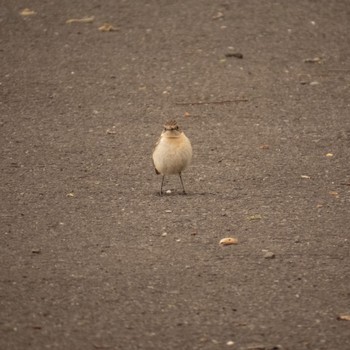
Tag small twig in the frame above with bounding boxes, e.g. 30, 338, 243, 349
340, 182, 350, 186
66, 16, 95, 24
175, 98, 248, 106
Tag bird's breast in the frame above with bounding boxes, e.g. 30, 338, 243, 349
153, 134, 192, 175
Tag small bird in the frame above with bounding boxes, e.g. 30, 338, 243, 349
152, 120, 192, 195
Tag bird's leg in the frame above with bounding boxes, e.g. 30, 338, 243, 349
160, 175, 165, 195
179, 173, 186, 194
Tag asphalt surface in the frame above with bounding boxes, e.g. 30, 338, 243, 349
1, 1, 350, 349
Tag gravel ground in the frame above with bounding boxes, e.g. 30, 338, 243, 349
1, 1, 350, 349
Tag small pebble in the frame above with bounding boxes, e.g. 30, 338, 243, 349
227, 340, 235, 346
264, 251, 275, 259
31, 249, 41, 254
161, 232, 167, 237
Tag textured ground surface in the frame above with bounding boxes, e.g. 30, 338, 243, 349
1, 1, 350, 349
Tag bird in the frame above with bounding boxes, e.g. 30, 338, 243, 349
152, 120, 192, 195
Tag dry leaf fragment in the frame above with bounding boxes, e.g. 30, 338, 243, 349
212, 12, 224, 20
20, 8, 36, 16
259, 144, 270, 150
304, 57, 322, 63
184, 112, 191, 118
337, 315, 350, 321
325, 153, 333, 157
219, 237, 238, 245
247, 214, 262, 221
66, 16, 95, 24
66, 192, 75, 197
301, 175, 311, 179
106, 127, 116, 134
225, 52, 243, 59
329, 191, 339, 198
98, 23, 118, 32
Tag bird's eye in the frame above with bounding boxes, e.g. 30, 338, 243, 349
175, 126, 179, 130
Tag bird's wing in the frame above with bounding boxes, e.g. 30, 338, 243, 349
152, 136, 161, 174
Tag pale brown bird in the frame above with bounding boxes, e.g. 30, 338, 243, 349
152, 120, 192, 195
